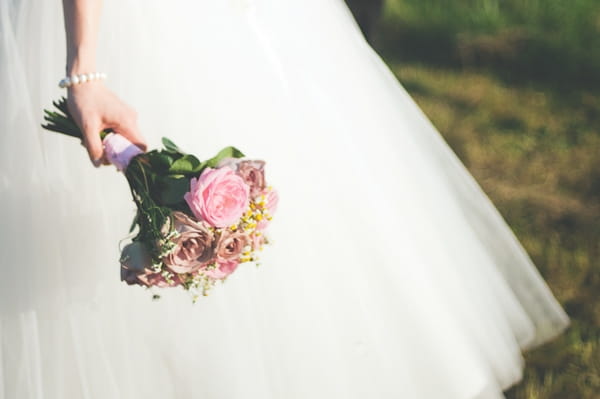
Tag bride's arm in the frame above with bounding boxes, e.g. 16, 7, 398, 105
62, 0, 147, 167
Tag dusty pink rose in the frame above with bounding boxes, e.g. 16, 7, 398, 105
216, 230, 251, 262
137, 270, 182, 288
121, 267, 181, 288
163, 211, 215, 274
236, 160, 266, 198
120, 241, 182, 287
251, 232, 266, 251
103, 133, 143, 172
202, 259, 240, 280
184, 167, 250, 228
257, 188, 279, 230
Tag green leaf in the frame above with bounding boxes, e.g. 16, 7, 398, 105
144, 150, 174, 173
169, 154, 202, 174
162, 137, 185, 153
202, 146, 245, 169
41, 110, 82, 138
156, 175, 190, 205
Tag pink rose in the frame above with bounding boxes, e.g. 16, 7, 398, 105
163, 211, 215, 274
202, 259, 239, 280
257, 188, 279, 230
103, 133, 144, 172
215, 230, 250, 262
236, 160, 266, 198
184, 167, 250, 228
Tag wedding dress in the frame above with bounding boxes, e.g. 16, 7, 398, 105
0, 1, 569, 398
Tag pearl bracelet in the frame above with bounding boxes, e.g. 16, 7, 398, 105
58, 72, 107, 88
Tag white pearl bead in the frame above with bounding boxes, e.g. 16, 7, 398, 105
59, 72, 106, 88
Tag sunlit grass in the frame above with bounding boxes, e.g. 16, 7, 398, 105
378, 0, 600, 88
388, 62, 600, 399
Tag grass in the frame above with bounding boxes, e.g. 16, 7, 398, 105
376, 0, 600, 89
385, 62, 600, 398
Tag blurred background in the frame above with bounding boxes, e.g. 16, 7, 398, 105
344, 1, 600, 398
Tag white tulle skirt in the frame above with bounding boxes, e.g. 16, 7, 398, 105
0, 1, 569, 398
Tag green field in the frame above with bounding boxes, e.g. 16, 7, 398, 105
377, 0, 600, 89
384, 61, 600, 399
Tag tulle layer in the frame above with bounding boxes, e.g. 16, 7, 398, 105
0, 1, 569, 398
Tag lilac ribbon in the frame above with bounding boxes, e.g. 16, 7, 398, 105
102, 133, 144, 172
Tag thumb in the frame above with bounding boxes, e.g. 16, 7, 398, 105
81, 120, 105, 167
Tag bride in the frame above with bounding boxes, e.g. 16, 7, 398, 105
0, 0, 569, 398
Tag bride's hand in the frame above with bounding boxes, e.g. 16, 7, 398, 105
67, 82, 147, 167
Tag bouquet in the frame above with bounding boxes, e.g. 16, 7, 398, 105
42, 98, 278, 302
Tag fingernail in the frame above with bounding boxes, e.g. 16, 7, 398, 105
92, 158, 102, 167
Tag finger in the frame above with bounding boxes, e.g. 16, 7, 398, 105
81, 138, 108, 164
81, 120, 105, 167
111, 120, 147, 152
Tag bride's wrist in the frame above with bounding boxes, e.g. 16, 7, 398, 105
66, 53, 96, 76
66, 63, 97, 76
62, 53, 105, 88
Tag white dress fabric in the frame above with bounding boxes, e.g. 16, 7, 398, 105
0, 1, 569, 398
